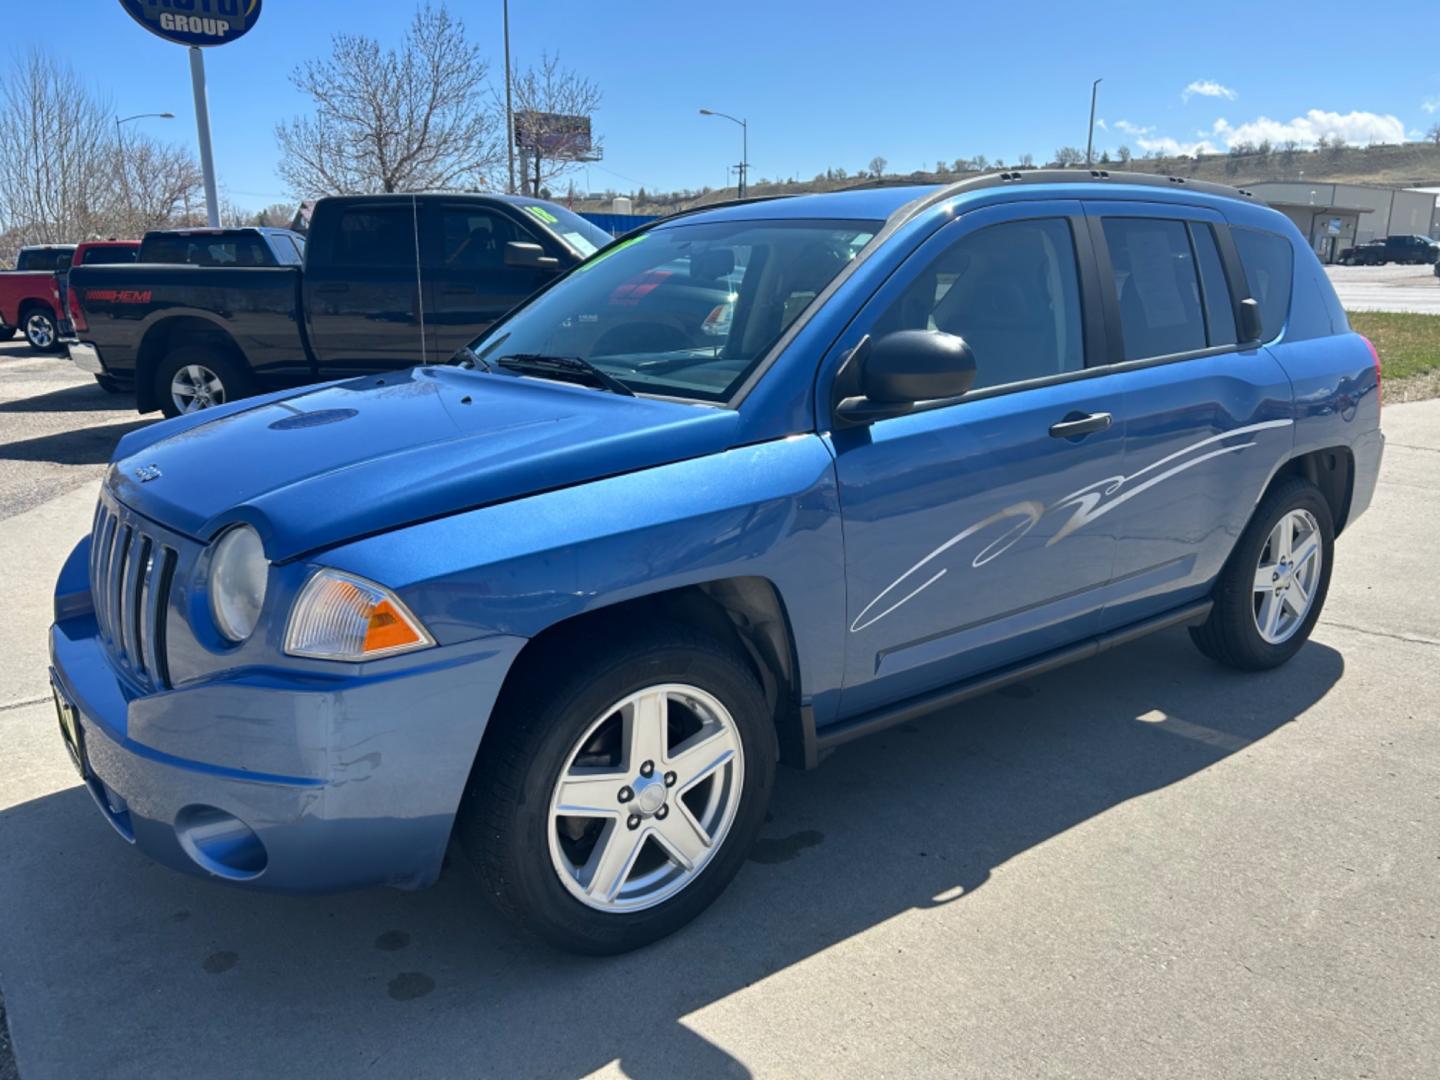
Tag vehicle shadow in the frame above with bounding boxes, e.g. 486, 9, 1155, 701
0, 383, 137, 414
0, 420, 151, 466
0, 628, 1343, 1079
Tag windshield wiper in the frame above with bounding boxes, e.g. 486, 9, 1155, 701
495, 353, 635, 397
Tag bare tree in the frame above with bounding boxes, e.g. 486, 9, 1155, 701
111, 133, 204, 236
275, 3, 504, 196
1428, 123, 1440, 146
510, 52, 604, 196
1116, 145, 1132, 165
0, 49, 112, 245
1053, 146, 1084, 167
867, 155, 888, 178
1018, 152, 1035, 169
252, 202, 299, 228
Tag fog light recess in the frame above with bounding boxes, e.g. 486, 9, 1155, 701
175, 805, 268, 880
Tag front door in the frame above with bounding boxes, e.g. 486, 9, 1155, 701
826, 202, 1127, 719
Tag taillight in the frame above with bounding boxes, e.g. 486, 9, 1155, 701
67, 284, 87, 333
1360, 335, 1381, 414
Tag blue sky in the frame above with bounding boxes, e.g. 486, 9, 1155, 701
25, 0, 1440, 209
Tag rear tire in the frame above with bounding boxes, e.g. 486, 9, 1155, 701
153, 346, 254, 418
458, 623, 776, 954
22, 308, 59, 352
1190, 477, 1334, 671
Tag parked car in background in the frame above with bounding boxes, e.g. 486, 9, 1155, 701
137, 226, 305, 268
1336, 234, 1440, 265
0, 241, 139, 349
49, 172, 1382, 954
65, 194, 611, 416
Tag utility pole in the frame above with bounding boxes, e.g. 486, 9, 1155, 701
700, 109, 748, 197
504, 0, 515, 195
1085, 78, 1103, 167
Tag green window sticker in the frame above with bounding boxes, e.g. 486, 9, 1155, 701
575, 233, 646, 271
524, 205, 561, 225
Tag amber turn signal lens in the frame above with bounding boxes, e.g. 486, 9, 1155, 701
285, 570, 434, 661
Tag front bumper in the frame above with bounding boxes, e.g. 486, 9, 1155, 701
66, 340, 103, 375
49, 605, 525, 894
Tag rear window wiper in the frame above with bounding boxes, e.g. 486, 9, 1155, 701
494, 353, 635, 397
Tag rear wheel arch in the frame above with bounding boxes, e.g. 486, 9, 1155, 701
1265, 445, 1355, 534
135, 316, 245, 412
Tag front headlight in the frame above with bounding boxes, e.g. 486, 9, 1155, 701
209, 525, 268, 643
284, 569, 434, 661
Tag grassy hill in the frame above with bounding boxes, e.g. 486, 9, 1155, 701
580, 142, 1440, 216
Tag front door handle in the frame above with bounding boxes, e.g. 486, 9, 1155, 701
1049, 411, 1113, 439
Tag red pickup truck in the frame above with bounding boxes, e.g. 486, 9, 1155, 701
0, 241, 138, 350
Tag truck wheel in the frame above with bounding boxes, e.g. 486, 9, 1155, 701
154, 346, 254, 418
1190, 477, 1334, 671
459, 623, 776, 954
23, 309, 58, 351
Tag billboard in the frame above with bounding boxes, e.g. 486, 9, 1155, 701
118, 0, 262, 48
514, 112, 595, 159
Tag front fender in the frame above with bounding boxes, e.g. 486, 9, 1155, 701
315, 435, 850, 724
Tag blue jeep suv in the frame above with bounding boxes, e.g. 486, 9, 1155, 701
49, 171, 1383, 953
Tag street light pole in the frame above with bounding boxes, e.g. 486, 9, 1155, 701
700, 109, 748, 198
188, 47, 221, 226
115, 112, 175, 224
504, 0, 515, 195
1085, 78, 1103, 167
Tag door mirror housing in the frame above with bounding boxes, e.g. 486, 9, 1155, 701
504, 241, 560, 270
1238, 297, 1264, 345
834, 330, 978, 425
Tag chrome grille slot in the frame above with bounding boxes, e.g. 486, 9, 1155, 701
88, 499, 178, 691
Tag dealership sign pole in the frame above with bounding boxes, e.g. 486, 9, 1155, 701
118, 1, 263, 227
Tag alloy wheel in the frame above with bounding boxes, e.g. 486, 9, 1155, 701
25, 313, 55, 349
170, 363, 227, 413
1252, 508, 1323, 645
547, 683, 745, 913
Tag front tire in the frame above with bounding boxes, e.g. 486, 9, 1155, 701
154, 346, 254, 418
1190, 477, 1334, 670
459, 623, 776, 954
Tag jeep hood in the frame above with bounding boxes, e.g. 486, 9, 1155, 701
107, 366, 742, 561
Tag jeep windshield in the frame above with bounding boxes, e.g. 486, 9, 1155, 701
465, 219, 880, 402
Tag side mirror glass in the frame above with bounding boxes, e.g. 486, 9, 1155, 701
504, 241, 560, 270
1238, 297, 1264, 344
835, 330, 977, 425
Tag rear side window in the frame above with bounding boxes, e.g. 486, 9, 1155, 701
1102, 218, 1206, 361
81, 247, 138, 266
332, 207, 417, 267
1232, 227, 1293, 341
872, 217, 1085, 390
1189, 225, 1237, 347
16, 249, 73, 271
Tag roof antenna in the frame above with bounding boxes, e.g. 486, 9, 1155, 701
411, 193, 428, 363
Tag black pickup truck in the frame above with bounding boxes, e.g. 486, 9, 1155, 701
1336, 234, 1440, 266
66, 193, 612, 416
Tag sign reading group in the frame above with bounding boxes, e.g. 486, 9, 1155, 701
119, 0, 262, 47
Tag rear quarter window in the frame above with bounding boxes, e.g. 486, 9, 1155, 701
1233, 227, 1293, 342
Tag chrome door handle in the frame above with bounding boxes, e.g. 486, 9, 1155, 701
1049, 412, 1113, 439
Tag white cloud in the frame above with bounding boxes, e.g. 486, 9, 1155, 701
1136, 134, 1219, 157
1095, 118, 1107, 131
1183, 80, 1238, 103
1212, 109, 1405, 148
1114, 119, 1153, 136
1423, 98, 1440, 115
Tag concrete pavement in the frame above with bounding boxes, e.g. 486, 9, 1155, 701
1326, 263, 1440, 315
0, 375, 1437, 1076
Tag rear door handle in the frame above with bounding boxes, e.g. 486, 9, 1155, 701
1049, 411, 1113, 439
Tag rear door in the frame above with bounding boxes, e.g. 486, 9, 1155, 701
424, 202, 562, 362
304, 200, 426, 374
1081, 202, 1294, 630
827, 201, 1128, 718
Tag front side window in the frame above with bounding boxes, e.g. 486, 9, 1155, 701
1233, 227, 1294, 341
1103, 218, 1207, 361
17, 248, 73, 271
871, 217, 1085, 390
441, 208, 537, 270
466, 218, 879, 402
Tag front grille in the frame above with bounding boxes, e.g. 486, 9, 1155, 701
90, 499, 177, 690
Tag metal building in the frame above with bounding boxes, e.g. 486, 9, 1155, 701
1248, 182, 1440, 263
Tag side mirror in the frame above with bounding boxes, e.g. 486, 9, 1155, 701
1238, 297, 1264, 345
504, 241, 560, 270
834, 330, 977, 425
